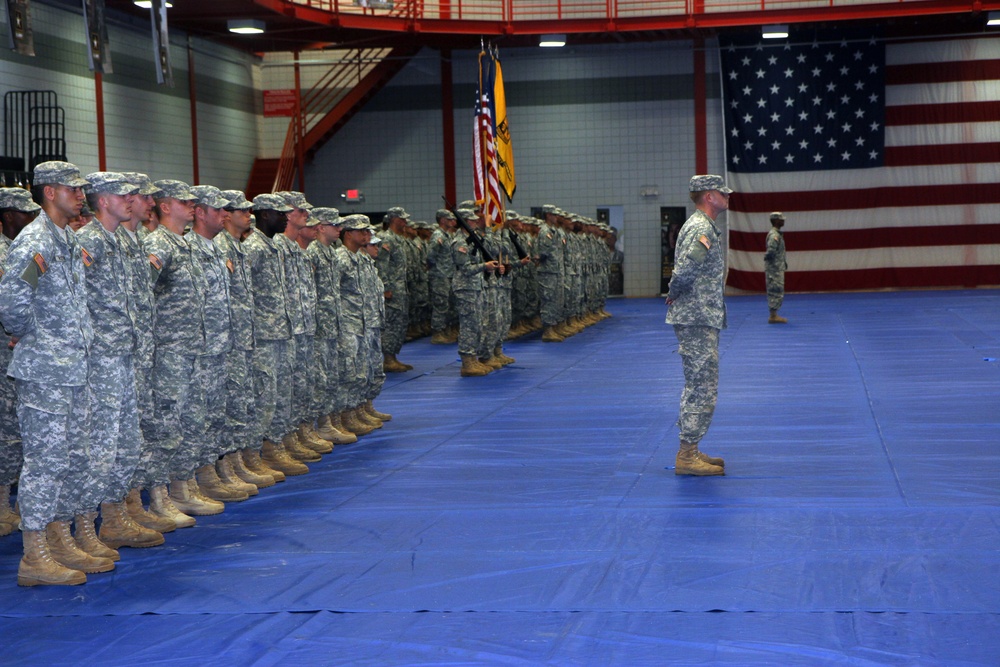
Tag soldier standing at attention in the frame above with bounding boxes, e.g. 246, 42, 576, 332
765, 212, 788, 324
665, 174, 732, 477
78, 172, 163, 556
0, 188, 39, 538
428, 209, 458, 344
376, 207, 412, 372
0, 161, 94, 586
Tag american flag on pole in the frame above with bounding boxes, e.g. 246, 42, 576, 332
722, 31, 1000, 292
476, 50, 504, 229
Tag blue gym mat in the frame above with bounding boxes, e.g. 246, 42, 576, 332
1, 291, 997, 665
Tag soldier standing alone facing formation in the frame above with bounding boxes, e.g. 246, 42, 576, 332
765, 212, 788, 324
665, 174, 732, 477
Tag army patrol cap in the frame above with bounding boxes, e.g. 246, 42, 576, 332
689, 174, 734, 194
312, 207, 341, 225
385, 206, 410, 221
221, 190, 254, 211
340, 213, 371, 231
33, 161, 89, 188
154, 179, 198, 201
541, 204, 558, 215
505, 210, 520, 221
455, 208, 476, 222
253, 193, 293, 212
278, 190, 313, 210
189, 185, 231, 209
436, 208, 456, 221
121, 172, 160, 196
770, 211, 785, 221
0, 187, 41, 212
85, 172, 141, 196
520, 217, 541, 228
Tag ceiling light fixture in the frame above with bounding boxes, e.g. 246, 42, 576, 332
228, 19, 266, 35
987, 11, 1000, 26
539, 34, 566, 48
133, 1, 173, 8
762, 24, 789, 39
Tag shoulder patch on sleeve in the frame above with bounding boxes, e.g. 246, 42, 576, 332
148, 254, 163, 271
81, 248, 94, 267
226, 258, 234, 273
698, 235, 711, 250
33, 253, 48, 274
457, 246, 467, 254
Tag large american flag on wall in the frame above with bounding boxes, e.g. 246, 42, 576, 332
722, 31, 1000, 292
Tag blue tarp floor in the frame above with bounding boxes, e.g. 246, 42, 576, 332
1, 290, 998, 666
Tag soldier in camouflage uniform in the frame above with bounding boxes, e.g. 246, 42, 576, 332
0, 161, 96, 586
115, 172, 179, 534
335, 215, 381, 434
187, 185, 255, 503
0, 188, 39, 538
428, 209, 458, 344
243, 194, 308, 477
665, 174, 732, 477
274, 191, 330, 462
375, 207, 411, 372
78, 172, 163, 555
535, 205, 567, 342
764, 212, 788, 324
215, 190, 274, 490
451, 209, 499, 376
360, 228, 389, 425
144, 180, 224, 519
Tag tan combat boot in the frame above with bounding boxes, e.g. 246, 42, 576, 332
244, 448, 286, 482
0, 484, 19, 535
46, 520, 114, 573
430, 331, 450, 344
98, 501, 165, 548
494, 346, 515, 366
228, 451, 274, 489
542, 326, 564, 343
299, 422, 334, 453
768, 309, 788, 324
169, 478, 225, 516
18, 529, 87, 587
341, 408, 374, 436
460, 354, 489, 377
355, 407, 383, 430
284, 432, 322, 462
261, 439, 309, 476
125, 488, 176, 533
675, 442, 725, 476
195, 464, 249, 502
317, 414, 357, 444
216, 456, 259, 497
73, 511, 120, 561
148, 484, 196, 528
365, 400, 391, 422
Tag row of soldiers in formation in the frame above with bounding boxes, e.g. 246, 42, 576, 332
377, 202, 616, 377
0, 161, 617, 586
0, 162, 397, 587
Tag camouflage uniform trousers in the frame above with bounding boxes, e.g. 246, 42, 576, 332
313, 337, 341, 416
537, 272, 564, 327
365, 326, 386, 402
145, 350, 202, 484
479, 284, 500, 358
673, 325, 721, 445
337, 327, 367, 410
193, 353, 228, 470
0, 373, 22, 486
292, 333, 317, 425
132, 365, 156, 490
253, 337, 296, 443
84, 353, 141, 507
224, 348, 259, 454
496, 285, 513, 348
14, 380, 91, 531
765, 267, 785, 311
381, 294, 408, 356
455, 289, 484, 357
429, 275, 451, 332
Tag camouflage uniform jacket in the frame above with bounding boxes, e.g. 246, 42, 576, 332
534, 223, 565, 274
375, 229, 408, 296
764, 227, 787, 272
0, 211, 93, 385
243, 229, 292, 341
426, 228, 454, 280
306, 240, 341, 340
76, 221, 138, 358
116, 225, 155, 368
144, 225, 207, 351
359, 252, 384, 329
335, 246, 367, 334
214, 229, 255, 352
450, 233, 486, 293
272, 232, 314, 336
188, 231, 232, 356
666, 209, 727, 330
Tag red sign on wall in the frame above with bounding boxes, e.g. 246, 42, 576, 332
263, 89, 297, 117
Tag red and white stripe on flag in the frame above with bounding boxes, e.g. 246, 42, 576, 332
726, 35, 1000, 292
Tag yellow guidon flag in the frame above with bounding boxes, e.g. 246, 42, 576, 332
492, 55, 515, 201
